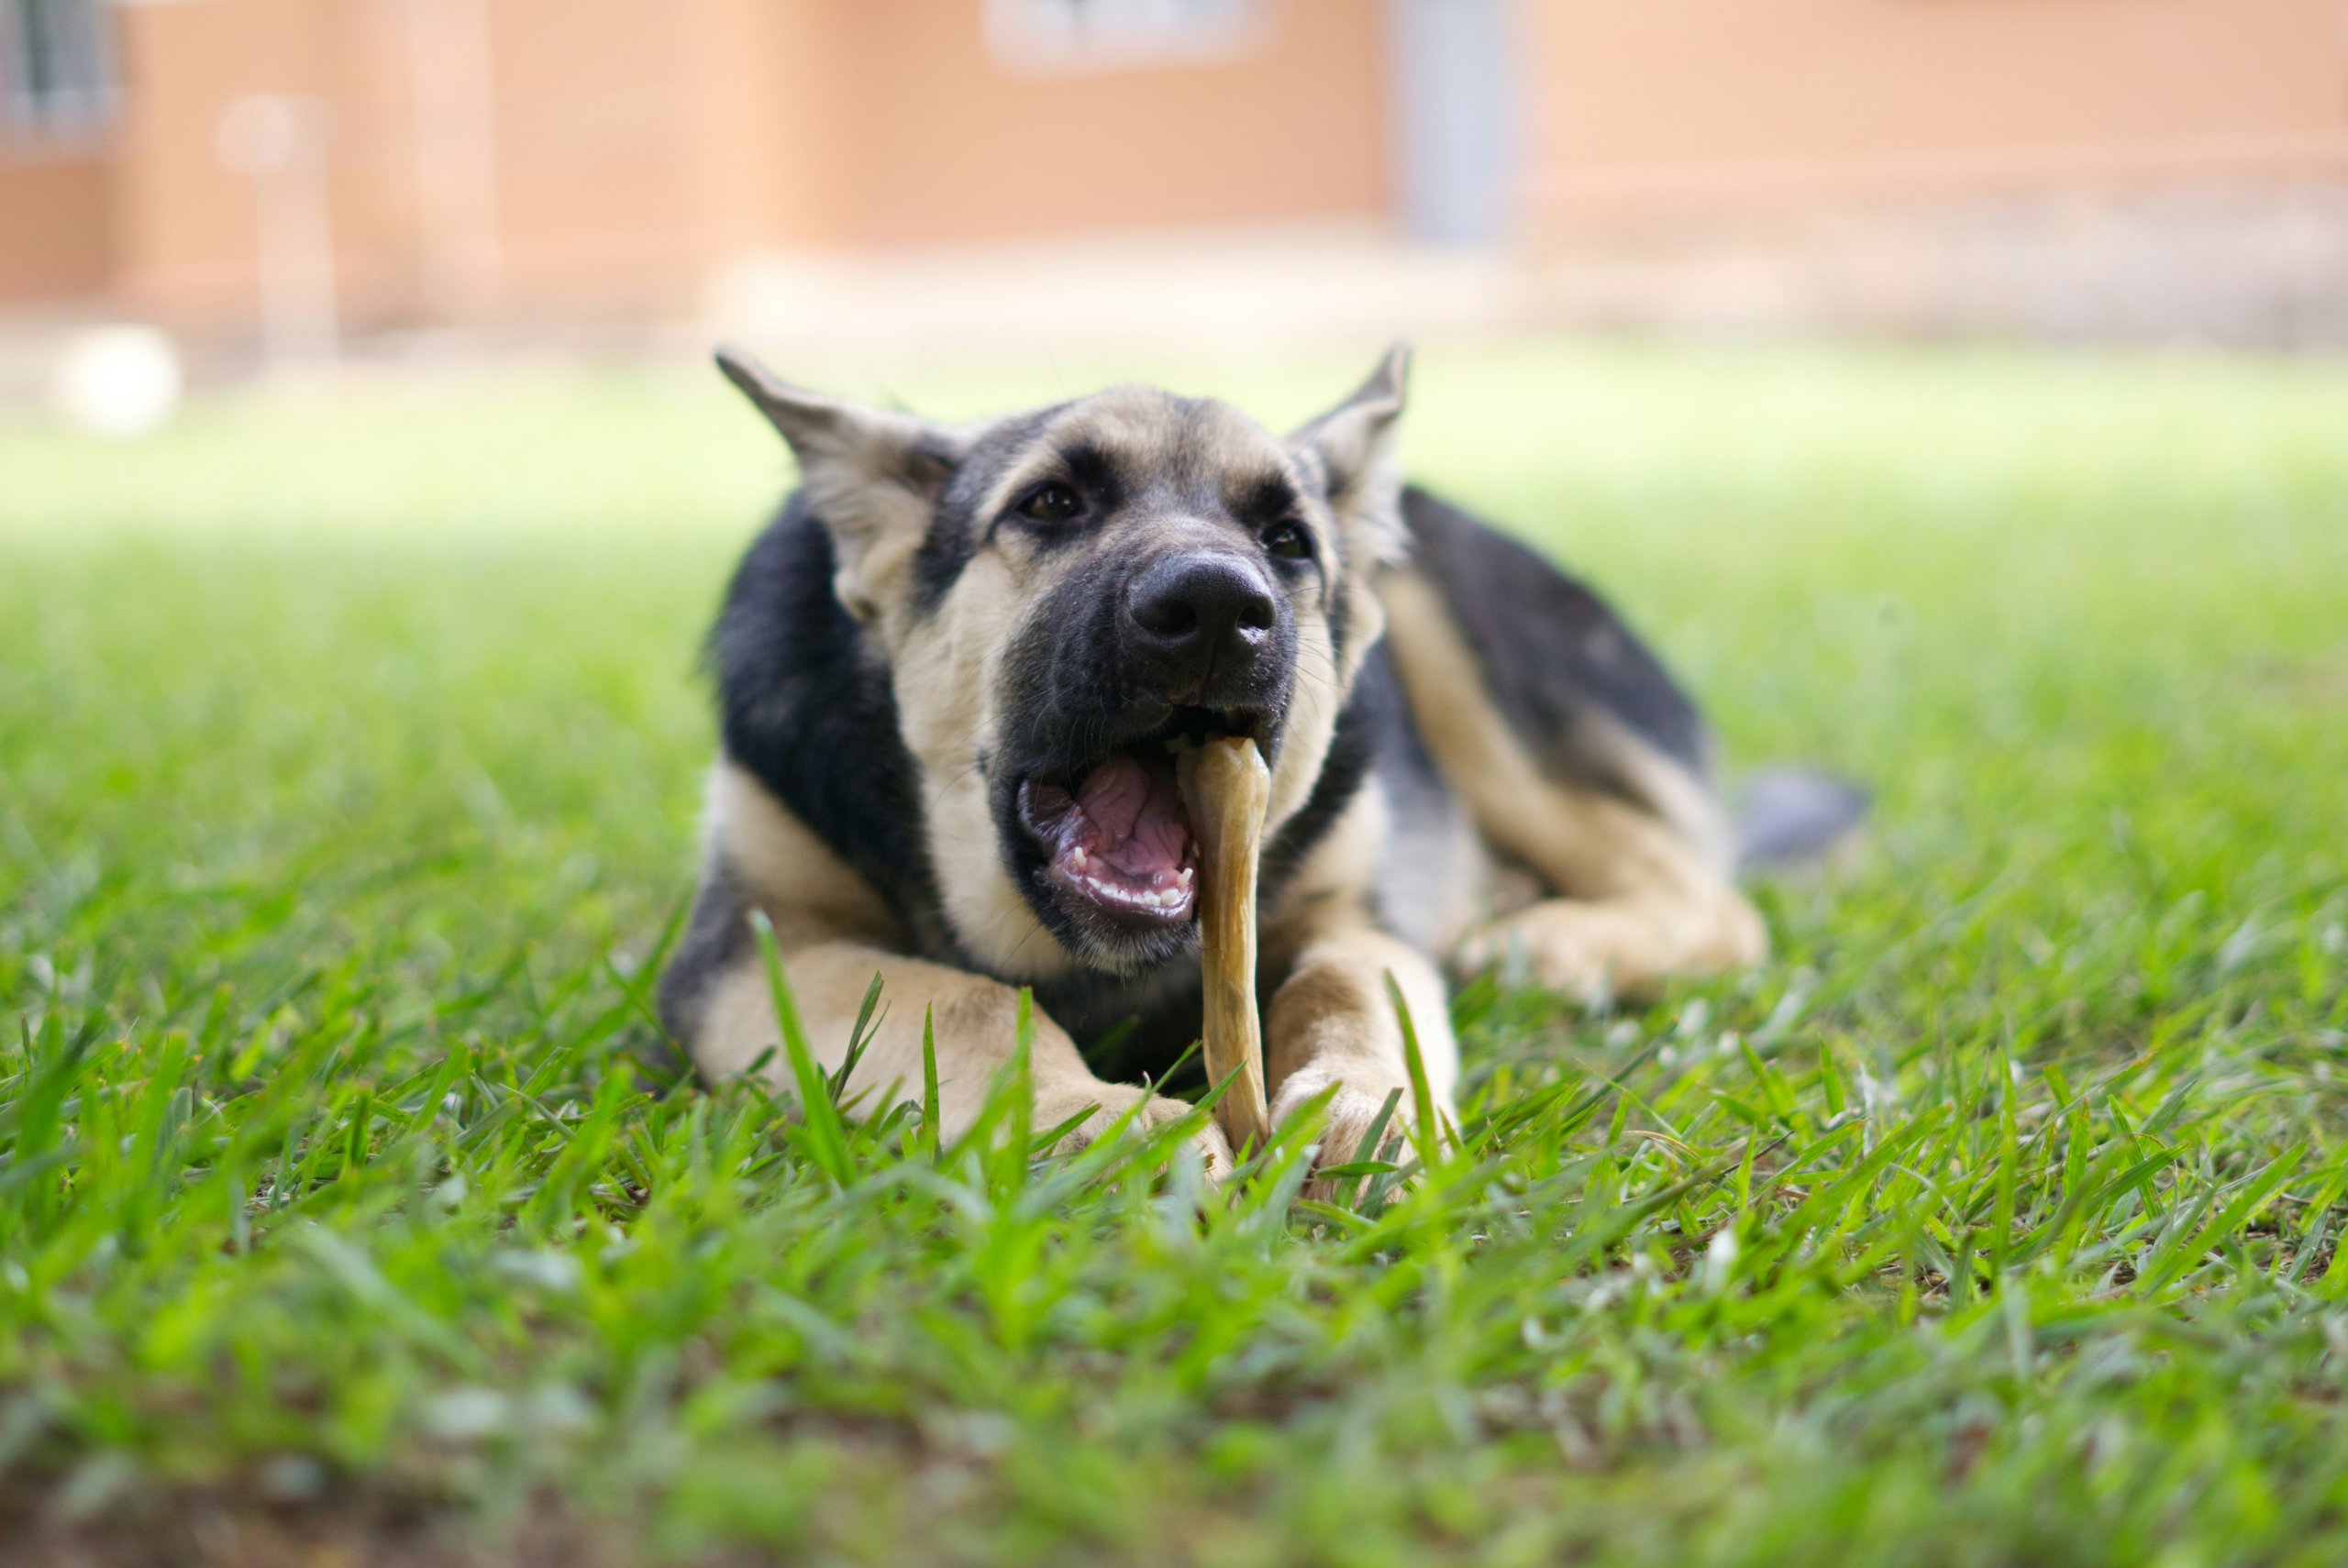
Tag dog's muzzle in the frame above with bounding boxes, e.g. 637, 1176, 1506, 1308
1005, 548, 1292, 944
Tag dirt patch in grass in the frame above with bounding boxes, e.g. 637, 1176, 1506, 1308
0, 1487, 630, 1568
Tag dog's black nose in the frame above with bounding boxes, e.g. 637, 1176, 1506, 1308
1124, 553, 1278, 695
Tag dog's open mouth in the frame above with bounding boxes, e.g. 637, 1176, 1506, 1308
1015, 708, 1260, 929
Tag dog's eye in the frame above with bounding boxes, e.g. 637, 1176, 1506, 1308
1262, 520, 1312, 560
1016, 482, 1083, 525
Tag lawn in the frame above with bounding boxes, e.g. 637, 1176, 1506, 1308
2, 338, 2346, 1567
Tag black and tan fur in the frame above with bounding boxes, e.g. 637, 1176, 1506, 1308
659, 347, 1845, 1180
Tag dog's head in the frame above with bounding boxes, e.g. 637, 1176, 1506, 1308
720, 348, 1409, 979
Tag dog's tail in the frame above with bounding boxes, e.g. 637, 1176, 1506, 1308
1733, 767, 1871, 870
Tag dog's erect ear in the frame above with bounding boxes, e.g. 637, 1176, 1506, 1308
717, 346, 968, 623
1290, 342, 1411, 567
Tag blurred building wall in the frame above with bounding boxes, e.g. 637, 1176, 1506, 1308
3, 0, 2345, 349
0, 152, 109, 302
1512, 0, 2348, 343
105, 0, 402, 328
0, 0, 1390, 345
802, 1, 1383, 246
1524, 0, 2348, 218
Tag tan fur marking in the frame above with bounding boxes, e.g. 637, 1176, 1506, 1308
1456, 894, 1765, 1001
1259, 784, 1387, 970
1379, 566, 1765, 998
970, 390, 1190, 524
1263, 624, 1346, 833
1382, 569, 1702, 899
1265, 925, 1458, 1193
690, 938, 1228, 1171
1288, 342, 1412, 571
1268, 930, 1456, 1106
1251, 780, 1458, 1187
1569, 704, 1738, 878
706, 763, 899, 950
887, 548, 1075, 982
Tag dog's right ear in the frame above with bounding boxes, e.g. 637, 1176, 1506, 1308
1289, 342, 1412, 569
717, 346, 968, 624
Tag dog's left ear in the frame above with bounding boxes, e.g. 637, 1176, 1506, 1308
717, 346, 969, 623
1290, 342, 1411, 567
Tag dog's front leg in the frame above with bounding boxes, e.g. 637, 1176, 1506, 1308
1265, 926, 1459, 1189
688, 940, 1231, 1175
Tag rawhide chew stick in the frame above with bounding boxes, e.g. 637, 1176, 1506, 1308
1179, 734, 1273, 1151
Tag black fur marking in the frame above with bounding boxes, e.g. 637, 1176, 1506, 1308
708, 495, 953, 955
982, 472, 1309, 976
1007, 440, 1127, 557
988, 561, 1181, 972
1325, 571, 1349, 677
1291, 443, 1352, 649
918, 404, 1067, 608
1257, 664, 1379, 899
1058, 441, 1127, 521
905, 409, 1091, 616
657, 862, 754, 1058
905, 510, 978, 617
1401, 485, 1712, 787
1228, 470, 1303, 536
1033, 961, 1205, 1090
982, 541, 1297, 972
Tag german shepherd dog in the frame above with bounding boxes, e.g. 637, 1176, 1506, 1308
659, 347, 1857, 1180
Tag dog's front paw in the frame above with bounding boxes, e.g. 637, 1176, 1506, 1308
1271, 1066, 1423, 1206
1034, 1079, 1234, 1184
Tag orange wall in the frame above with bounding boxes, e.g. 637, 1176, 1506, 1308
483, 0, 706, 313
100, 0, 725, 329
107, 0, 419, 331
471, 0, 1392, 295
1523, 0, 2348, 217
677, 0, 851, 253
0, 154, 111, 304
36, 0, 2342, 332
8, 0, 1387, 326
808, 0, 1390, 247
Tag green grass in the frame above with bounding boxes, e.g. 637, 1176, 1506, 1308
4, 339, 2347, 1566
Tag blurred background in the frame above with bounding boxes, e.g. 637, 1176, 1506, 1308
5, 0, 2348, 417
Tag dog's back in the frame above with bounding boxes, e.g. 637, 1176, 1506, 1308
1376, 486, 1863, 995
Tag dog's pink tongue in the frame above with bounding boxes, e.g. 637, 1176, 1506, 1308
1074, 755, 1190, 878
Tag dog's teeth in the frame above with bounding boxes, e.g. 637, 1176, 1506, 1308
1068, 861, 1192, 913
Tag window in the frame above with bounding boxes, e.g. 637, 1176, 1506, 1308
4, 0, 116, 137
985, 0, 1269, 75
